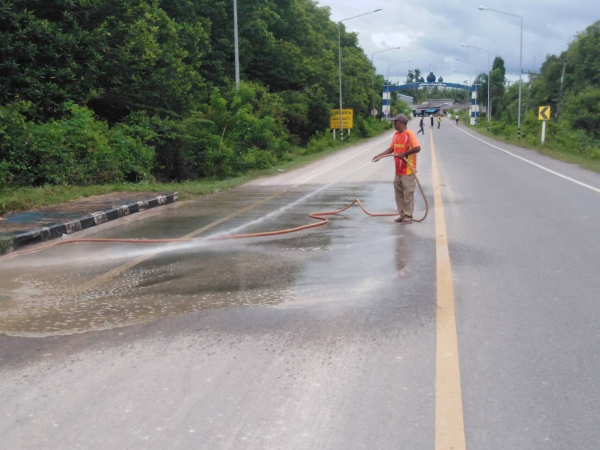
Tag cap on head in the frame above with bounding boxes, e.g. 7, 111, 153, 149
391, 114, 408, 124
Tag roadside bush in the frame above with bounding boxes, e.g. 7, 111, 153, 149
548, 120, 600, 161
390, 99, 412, 119
120, 112, 184, 181
280, 86, 331, 145
0, 100, 155, 187
355, 116, 392, 138
128, 83, 291, 180
305, 131, 338, 154
475, 109, 600, 161
0, 81, 393, 189
488, 117, 514, 138
563, 86, 600, 138
193, 84, 289, 178
520, 110, 541, 141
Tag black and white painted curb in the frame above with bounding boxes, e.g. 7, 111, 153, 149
0, 192, 178, 255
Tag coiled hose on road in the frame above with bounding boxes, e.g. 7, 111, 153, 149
0, 155, 428, 261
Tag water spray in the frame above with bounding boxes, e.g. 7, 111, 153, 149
0, 155, 428, 262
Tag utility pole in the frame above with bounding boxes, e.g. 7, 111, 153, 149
525, 70, 540, 115
337, 22, 343, 142
554, 36, 575, 122
518, 17, 523, 138
555, 59, 567, 122
526, 73, 532, 114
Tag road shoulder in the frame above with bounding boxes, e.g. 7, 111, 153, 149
0, 192, 178, 255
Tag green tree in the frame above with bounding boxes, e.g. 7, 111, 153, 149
492, 56, 506, 81
477, 69, 505, 117
0, 0, 210, 122
563, 86, 600, 138
0, 0, 392, 187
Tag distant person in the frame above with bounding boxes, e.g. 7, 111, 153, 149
372, 114, 421, 225
417, 116, 425, 135
455, 114, 459, 125
437, 114, 441, 129
430, 115, 434, 128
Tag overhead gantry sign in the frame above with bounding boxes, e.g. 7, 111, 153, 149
382, 81, 478, 124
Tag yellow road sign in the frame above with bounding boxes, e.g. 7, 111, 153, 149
538, 106, 551, 121
330, 109, 354, 129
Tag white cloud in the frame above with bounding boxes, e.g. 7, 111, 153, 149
322, 0, 596, 85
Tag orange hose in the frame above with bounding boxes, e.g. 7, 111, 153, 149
373, 154, 429, 223
0, 199, 398, 261
0, 156, 428, 261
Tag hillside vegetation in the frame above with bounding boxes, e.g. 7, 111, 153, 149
0, 0, 392, 190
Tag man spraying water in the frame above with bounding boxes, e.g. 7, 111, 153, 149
372, 114, 421, 225
2, 111, 429, 263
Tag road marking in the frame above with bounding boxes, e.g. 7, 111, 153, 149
431, 128, 466, 450
80, 133, 393, 290
453, 124, 600, 194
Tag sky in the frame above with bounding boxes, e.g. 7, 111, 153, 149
320, 0, 597, 85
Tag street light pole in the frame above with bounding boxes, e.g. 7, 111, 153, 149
370, 47, 401, 113
233, 0, 240, 90
386, 60, 410, 119
337, 22, 343, 142
479, 6, 523, 138
337, 9, 382, 143
462, 43, 491, 131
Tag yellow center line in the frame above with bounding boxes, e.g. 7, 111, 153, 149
431, 128, 466, 449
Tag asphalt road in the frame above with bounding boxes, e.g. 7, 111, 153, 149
1, 119, 599, 449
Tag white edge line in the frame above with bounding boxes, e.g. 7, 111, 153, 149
452, 123, 600, 194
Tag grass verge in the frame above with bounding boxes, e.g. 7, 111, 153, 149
0, 131, 390, 217
464, 122, 600, 174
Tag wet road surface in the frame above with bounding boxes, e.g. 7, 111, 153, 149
1, 122, 600, 449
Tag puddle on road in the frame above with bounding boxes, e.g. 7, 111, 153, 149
0, 234, 404, 337
0, 240, 309, 337
0, 184, 414, 337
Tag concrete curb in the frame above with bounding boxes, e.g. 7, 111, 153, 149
1, 192, 178, 255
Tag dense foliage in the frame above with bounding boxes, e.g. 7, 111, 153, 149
399, 20, 599, 162
471, 21, 600, 160
0, 0, 389, 188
